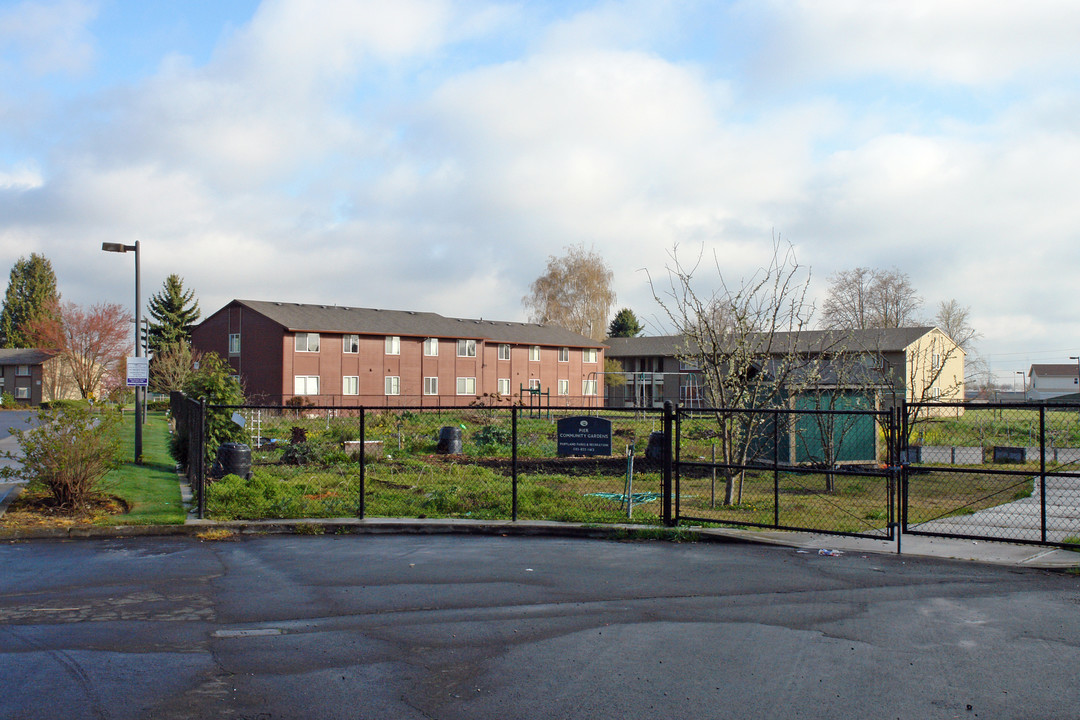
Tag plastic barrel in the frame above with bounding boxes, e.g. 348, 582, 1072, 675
436, 426, 463, 454
215, 442, 253, 479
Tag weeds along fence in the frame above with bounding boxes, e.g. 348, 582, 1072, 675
180, 400, 670, 525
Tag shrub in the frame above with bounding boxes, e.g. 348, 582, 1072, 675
174, 352, 246, 467
473, 425, 512, 449
0, 404, 122, 508
0, 392, 18, 409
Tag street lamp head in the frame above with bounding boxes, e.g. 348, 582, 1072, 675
101, 242, 135, 253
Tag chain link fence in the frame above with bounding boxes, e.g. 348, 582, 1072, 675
903, 403, 1080, 544
674, 407, 894, 538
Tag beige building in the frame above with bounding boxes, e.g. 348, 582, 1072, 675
605, 326, 965, 411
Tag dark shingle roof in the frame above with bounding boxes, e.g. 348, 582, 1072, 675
604, 327, 942, 358
224, 300, 605, 348
1030, 364, 1079, 377
0, 348, 55, 365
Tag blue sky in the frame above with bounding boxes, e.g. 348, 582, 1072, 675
2, 0, 1080, 386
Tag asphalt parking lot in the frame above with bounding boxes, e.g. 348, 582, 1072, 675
1, 534, 1078, 719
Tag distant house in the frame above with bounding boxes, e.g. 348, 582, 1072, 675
191, 300, 607, 407
0, 349, 69, 406
604, 327, 964, 410
1026, 364, 1080, 401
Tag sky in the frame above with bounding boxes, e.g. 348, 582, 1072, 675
2, 0, 1079, 387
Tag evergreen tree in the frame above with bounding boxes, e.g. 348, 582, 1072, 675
146, 275, 201, 357
0, 253, 60, 348
607, 308, 644, 338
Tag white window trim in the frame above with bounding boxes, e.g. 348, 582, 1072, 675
385, 336, 400, 355
457, 339, 477, 357
343, 376, 359, 395
423, 376, 439, 395
497, 378, 510, 395
424, 338, 439, 356
558, 347, 569, 362
295, 333, 320, 353
558, 379, 569, 395
498, 344, 511, 361
583, 348, 597, 364
344, 334, 360, 354
228, 334, 241, 355
385, 376, 400, 396
583, 379, 597, 396
294, 375, 319, 395
456, 377, 476, 395
14, 387, 29, 399
529, 346, 540, 362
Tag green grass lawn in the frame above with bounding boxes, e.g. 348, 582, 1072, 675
101, 410, 186, 525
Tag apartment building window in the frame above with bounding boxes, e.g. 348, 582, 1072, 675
558, 347, 569, 362
295, 333, 320, 353
457, 339, 476, 357
528, 378, 540, 391
16, 365, 30, 376
385, 376, 400, 395
385, 336, 400, 355
558, 379, 569, 395
583, 348, 597, 364
344, 334, 360, 353
15, 387, 29, 399
529, 346, 540, 361
343, 376, 359, 395
294, 375, 319, 395
498, 378, 510, 395
931, 353, 942, 371
228, 334, 241, 355
424, 338, 439, 356
498, 344, 511, 360
456, 377, 476, 395
424, 377, 439, 395
583, 379, 597, 396
930, 386, 941, 399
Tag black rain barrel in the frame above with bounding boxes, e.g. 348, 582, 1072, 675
645, 432, 666, 462
436, 426, 463, 454
215, 442, 253, 479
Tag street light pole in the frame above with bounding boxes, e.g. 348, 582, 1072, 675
102, 241, 142, 464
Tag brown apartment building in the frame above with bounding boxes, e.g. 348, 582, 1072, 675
192, 300, 607, 407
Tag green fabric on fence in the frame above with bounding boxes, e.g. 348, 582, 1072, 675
585, 492, 663, 504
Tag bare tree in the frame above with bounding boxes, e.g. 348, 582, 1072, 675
28, 301, 132, 400
935, 299, 979, 351
792, 340, 883, 493
150, 340, 201, 394
649, 238, 814, 505
523, 244, 615, 341
822, 267, 922, 329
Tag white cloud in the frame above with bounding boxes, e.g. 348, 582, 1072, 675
0, 0, 97, 76
744, 0, 1080, 86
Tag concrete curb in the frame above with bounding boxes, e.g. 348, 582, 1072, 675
1, 516, 1077, 571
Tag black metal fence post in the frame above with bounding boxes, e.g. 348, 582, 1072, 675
198, 398, 207, 520
1039, 404, 1046, 543
511, 405, 518, 521
359, 407, 366, 519
662, 401, 674, 526
773, 409, 780, 527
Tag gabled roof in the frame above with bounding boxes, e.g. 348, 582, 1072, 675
1030, 364, 1079, 377
605, 327, 943, 359
0, 348, 56, 365
211, 300, 605, 348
